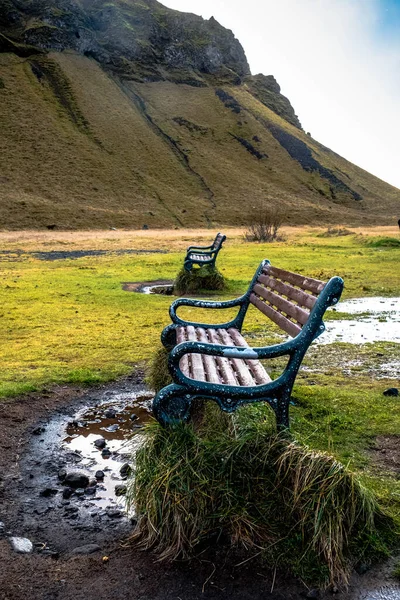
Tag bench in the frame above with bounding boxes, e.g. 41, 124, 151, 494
153, 260, 344, 430
184, 232, 226, 272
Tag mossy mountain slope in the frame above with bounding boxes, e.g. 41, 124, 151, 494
0, 0, 399, 229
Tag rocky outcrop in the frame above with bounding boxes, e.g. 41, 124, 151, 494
246, 74, 302, 129
0, 0, 250, 82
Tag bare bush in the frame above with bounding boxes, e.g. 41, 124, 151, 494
244, 204, 286, 242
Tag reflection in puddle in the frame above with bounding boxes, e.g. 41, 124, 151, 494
63, 391, 152, 509
319, 297, 400, 345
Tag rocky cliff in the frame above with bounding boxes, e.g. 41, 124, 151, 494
0, 0, 399, 229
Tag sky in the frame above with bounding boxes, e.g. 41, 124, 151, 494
162, 0, 400, 190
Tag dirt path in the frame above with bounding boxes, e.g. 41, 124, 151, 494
0, 378, 399, 600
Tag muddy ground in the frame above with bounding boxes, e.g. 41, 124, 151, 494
0, 376, 399, 600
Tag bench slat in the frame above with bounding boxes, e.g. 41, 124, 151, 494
265, 265, 325, 296
197, 328, 222, 384
177, 326, 190, 376
257, 274, 316, 310
186, 326, 206, 381
253, 284, 309, 326
218, 329, 255, 386
250, 294, 302, 338
227, 328, 271, 384
208, 328, 239, 385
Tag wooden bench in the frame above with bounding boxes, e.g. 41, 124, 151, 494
184, 232, 226, 272
153, 259, 344, 429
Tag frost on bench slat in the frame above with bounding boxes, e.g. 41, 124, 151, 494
197, 328, 221, 384
207, 328, 239, 386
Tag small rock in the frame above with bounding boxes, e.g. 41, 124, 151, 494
306, 590, 320, 599
85, 487, 97, 496
9, 537, 33, 554
64, 472, 89, 489
101, 448, 111, 458
356, 563, 369, 575
64, 506, 79, 514
120, 463, 132, 479
104, 424, 119, 433
32, 426, 45, 435
75, 488, 85, 496
383, 388, 399, 397
104, 408, 116, 419
130, 413, 139, 421
115, 484, 127, 497
42, 549, 59, 559
40, 488, 58, 498
71, 543, 101, 555
0, 521, 5, 537
58, 468, 67, 481
89, 479, 97, 487
62, 487, 73, 499
106, 509, 123, 519
95, 470, 105, 480
94, 438, 106, 449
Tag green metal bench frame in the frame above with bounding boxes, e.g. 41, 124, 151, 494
153, 260, 344, 430
184, 232, 226, 272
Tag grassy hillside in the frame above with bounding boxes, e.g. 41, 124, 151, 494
0, 0, 399, 229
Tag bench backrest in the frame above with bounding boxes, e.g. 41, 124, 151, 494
249, 264, 326, 337
211, 233, 226, 251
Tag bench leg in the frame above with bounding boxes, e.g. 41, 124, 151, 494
153, 384, 192, 427
184, 260, 193, 272
275, 391, 291, 431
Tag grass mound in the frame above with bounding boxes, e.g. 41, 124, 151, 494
365, 237, 400, 248
127, 404, 392, 587
317, 227, 353, 237
174, 265, 226, 295
146, 345, 172, 393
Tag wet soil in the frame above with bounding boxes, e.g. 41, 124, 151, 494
370, 436, 400, 478
1, 377, 400, 600
0, 248, 167, 262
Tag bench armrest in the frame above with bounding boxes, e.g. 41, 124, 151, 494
169, 295, 248, 327
170, 338, 296, 365
186, 244, 214, 252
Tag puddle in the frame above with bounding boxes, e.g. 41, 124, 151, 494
319, 297, 400, 345
63, 392, 153, 509
122, 280, 174, 294
16, 383, 154, 552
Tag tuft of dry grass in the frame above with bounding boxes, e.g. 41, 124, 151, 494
127, 403, 394, 587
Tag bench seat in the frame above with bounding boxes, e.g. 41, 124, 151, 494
154, 259, 344, 429
177, 325, 271, 386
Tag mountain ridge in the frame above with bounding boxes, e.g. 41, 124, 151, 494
0, 0, 399, 229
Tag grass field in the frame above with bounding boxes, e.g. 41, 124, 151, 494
1, 226, 399, 526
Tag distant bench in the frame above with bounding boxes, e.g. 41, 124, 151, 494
153, 260, 344, 429
184, 232, 226, 272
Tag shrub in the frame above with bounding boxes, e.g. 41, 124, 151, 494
127, 403, 392, 587
244, 204, 286, 242
174, 264, 225, 295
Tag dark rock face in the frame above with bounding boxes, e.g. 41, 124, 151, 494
0, 0, 250, 82
246, 74, 302, 129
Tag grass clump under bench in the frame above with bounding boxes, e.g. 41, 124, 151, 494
127, 403, 394, 588
174, 264, 226, 295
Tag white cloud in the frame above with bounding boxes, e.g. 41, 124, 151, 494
162, 0, 400, 189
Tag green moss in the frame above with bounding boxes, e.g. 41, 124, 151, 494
365, 237, 400, 248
